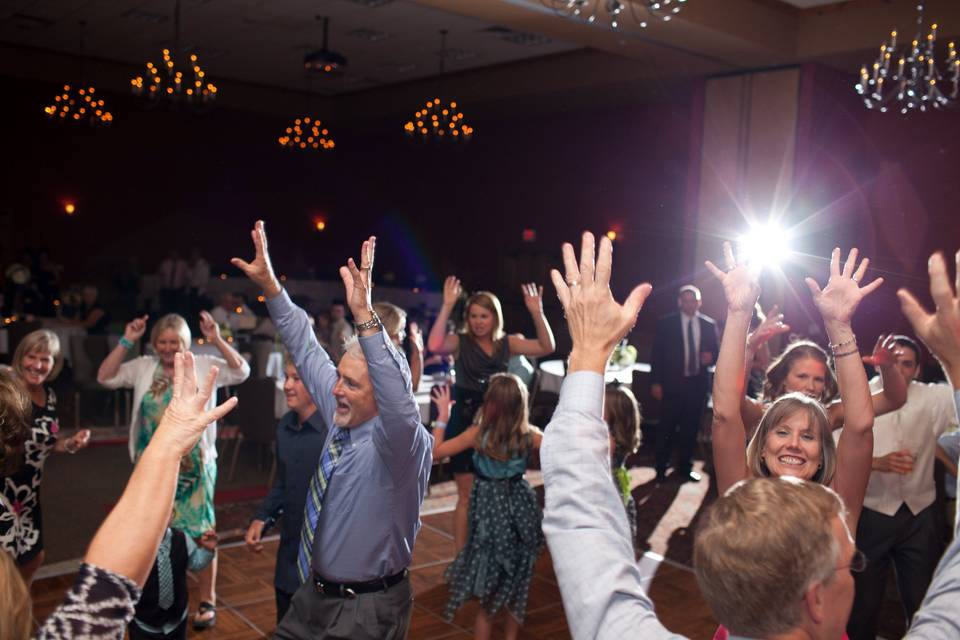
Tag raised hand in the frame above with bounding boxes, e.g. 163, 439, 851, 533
550, 232, 652, 373
805, 248, 883, 327
705, 241, 760, 314
231, 220, 281, 298
198, 310, 220, 342
862, 334, 897, 367
442, 276, 462, 309
124, 315, 149, 342
747, 305, 791, 352
521, 282, 545, 316
153, 351, 238, 457
898, 251, 960, 377
338, 236, 376, 323
431, 384, 454, 424
408, 321, 424, 353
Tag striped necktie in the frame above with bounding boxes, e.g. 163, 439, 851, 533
157, 529, 174, 610
296, 427, 351, 583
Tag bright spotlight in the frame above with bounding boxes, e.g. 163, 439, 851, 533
738, 221, 790, 270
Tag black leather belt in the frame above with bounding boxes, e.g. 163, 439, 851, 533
313, 569, 407, 598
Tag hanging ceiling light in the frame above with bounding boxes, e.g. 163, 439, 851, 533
403, 30, 475, 142
278, 116, 335, 151
304, 16, 348, 74
43, 21, 113, 125
130, 0, 217, 107
855, 1, 958, 113
540, 0, 687, 30
44, 84, 113, 125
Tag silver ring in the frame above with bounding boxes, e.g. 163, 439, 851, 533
851, 276, 860, 283
566, 279, 581, 287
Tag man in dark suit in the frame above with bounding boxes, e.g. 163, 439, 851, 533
650, 285, 718, 483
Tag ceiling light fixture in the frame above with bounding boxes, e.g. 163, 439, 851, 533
403, 30, 474, 142
44, 21, 113, 125
278, 116, 335, 151
856, 1, 958, 113
540, 0, 687, 30
304, 16, 347, 74
130, 0, 217, 108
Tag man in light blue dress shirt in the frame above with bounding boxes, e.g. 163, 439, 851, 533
233, 222, 432, 639
540, 233, 960, 640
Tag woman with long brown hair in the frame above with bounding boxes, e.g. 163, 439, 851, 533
427, 277, 555, 550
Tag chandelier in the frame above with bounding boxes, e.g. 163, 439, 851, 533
278, 117, 335, 151
44, 85, 113, 125
855, 2, 959, 113
540, 0, 687, 30
403, 30, 475, 142
130, 0, 217, 107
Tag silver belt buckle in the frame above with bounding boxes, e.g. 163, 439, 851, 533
339, 585, 357, 599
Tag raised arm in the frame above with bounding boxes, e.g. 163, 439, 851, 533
198, 310, 249, 374
341, 236, 430, 475
426, 276, 461, 355
97, 315, 147, 385
508, 283, 556, 357
858, 334, 907, 424
807, 248, 883, 529
541, 232, 682, 640
704, 242, 761, 495
232, 221, 337, 419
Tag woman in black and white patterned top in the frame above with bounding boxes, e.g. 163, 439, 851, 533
1, 330, 90, 582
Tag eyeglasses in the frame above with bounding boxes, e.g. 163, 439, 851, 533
837, 549, 868, 574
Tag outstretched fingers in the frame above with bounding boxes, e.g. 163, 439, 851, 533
623, 283, 653, 321
579, 231, 596, 284
595, 236, 613, 287
550, 269, 570, 309
897, 288, 931, 330
704, 260, 726, 282
829, 247, 841, 278
841, 247, 859, 278
805, 277, 823, 299
859, 276, 884, 297
561, 242, 579, 285
929, 252, 955, 310
194, 365, 219, 409
204, 396, 238, 425
722, 241, 736, 271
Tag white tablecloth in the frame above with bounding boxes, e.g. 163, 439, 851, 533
537, 359, 651, 394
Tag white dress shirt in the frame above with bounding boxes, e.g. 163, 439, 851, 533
681, 313, 700, 377
837, 379, 958, 516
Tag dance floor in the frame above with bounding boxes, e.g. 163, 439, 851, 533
30, 508, 719, 639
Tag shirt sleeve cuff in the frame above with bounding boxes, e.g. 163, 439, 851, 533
557, 371, 605, 419
265, 288, 294, 317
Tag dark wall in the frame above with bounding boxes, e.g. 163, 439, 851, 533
2, 75, 696, 349
781, 63, 960, 360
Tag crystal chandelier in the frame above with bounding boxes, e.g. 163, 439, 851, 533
44, 84, 114, 125
278, 117, 335, 151
540, 0, 687, 30
130, 0, 217, 107
855, 2, 959, 113
403, 30, 475, 142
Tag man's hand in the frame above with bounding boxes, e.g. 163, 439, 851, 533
874, 450, 915, 475
339, 236, 376, 328
898, 250, 960, 385
549, 232, 652, 374
245, 520, 265, 553
231, 220, 282, 298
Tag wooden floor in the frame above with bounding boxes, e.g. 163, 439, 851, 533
30, 509, 718, 639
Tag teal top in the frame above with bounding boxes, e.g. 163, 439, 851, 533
471, 433, 530, 478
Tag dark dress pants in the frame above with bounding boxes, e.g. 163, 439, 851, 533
846, 504, 943, 640
655, 376, 706, 477
274, 574, 413, 640
276, 588, 294, 626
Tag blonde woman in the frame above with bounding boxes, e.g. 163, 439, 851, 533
97, 312, 249, 629
428, 277, 555, 550
1, 330, 91, 583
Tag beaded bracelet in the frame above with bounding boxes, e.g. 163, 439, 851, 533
828, 337, 857, 352
432, 421, 447, 430
832, 347, 860, 359
118, 336, 134, 350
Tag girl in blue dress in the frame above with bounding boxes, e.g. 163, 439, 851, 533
431, 373, 544, 640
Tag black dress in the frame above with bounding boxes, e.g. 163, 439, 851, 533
0, 387, 58, 563
446, 335, 510, 474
